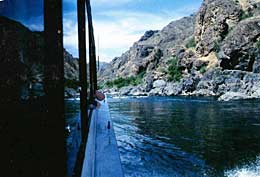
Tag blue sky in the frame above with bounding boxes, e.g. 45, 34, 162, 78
0, 0, 203, 62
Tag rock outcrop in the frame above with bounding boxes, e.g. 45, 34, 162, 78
195, 0, 242, 56
99, 15, 196, 80
219, 17, 260, 71
99, 0, 260, 101
64, 51, 79, 81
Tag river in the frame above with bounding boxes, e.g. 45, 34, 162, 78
66, 96, 260, 177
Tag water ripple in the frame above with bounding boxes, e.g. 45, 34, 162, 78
108, 97, 260, 177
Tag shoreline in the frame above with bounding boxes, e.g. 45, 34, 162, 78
65, 89, 260, 102
101, 69, 260, 102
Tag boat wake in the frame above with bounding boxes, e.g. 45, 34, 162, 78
224, 156, 260, 177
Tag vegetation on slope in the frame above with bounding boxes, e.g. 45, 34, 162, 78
185, 37, 196, 49
167, 56, 182, 82
105, 71, 146, 88
257, 39, 260, 49
64, 79, 80, 89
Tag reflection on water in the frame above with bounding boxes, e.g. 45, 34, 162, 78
108, 96, 260, 177
65, 100, 81, 177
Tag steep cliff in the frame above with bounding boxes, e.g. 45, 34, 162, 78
100, 0, 260, 101
99, 15, 196, 79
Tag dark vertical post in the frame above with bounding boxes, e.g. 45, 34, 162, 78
77, 0, 88, 142
86, 0, 97, 101
44, 0, 66, 176
97, 36, 100, 71
98, 55, 100, 71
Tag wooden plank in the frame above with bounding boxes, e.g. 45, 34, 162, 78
81, 101, 124, 177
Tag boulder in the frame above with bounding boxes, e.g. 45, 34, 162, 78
251, 84, 260, 98
164, 83, 183, 96
218, 92, 251, 101
196, 80, 217, 94
129, 87, 147, 96
181, 76, 200, 93
65, 88, 77, 98
192, 89, 216, 97
176, 48, 196, 71
253, 54, 260, 73
153, 80, 167, 88
149, 88, 164, 96
144, 75, 154, 92
119, 86, 133, 96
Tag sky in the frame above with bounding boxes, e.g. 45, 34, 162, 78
0, 0, 203, 62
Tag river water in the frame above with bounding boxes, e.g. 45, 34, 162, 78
66, 96, 260, 177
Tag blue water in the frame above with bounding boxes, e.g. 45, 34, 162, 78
107, 96, 260, 177
65, 100, 81, 177
65, 96, 260, 177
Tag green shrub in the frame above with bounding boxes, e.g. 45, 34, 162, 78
257, 40, 260, 49
185, 37, 196, 49
241, 13, 250, 20
65, 79, 80, 89
105, 80, 114, 88
113, 77, 133, 88
199, 66, 207, 74
105, 71, 146, 88
240, 11, 252, 20
213, 41, 220, 52
97, 83, 105, 90
167, 57, 182, 82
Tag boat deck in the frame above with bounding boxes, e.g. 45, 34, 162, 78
81, 100, 123, 177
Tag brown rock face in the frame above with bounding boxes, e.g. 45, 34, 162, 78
195, 0, 242, 56
219, 17, 260, 71
64, 50, 79, 81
